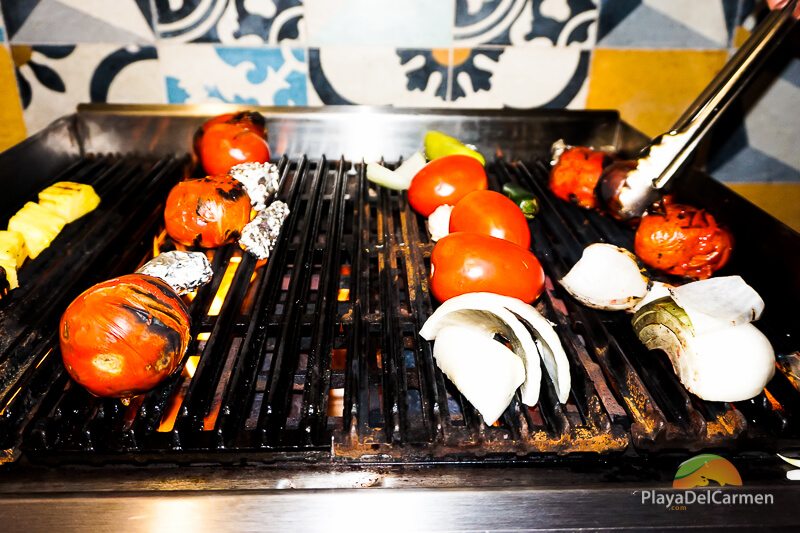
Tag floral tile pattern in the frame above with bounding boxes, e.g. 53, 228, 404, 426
12, 44, 164, 133
152, 0, 303, 45
596, 0, 739, 48
0, 0, 797, 230
1, 0, 155, 44
305, 0, 453, 47
454, 0, 598, 48
307, 47, 450, 107
160, 44, 307, 105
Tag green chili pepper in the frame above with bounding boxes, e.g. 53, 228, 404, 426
502, 183, 540, 219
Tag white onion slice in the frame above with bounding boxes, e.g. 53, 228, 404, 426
473, 292, 570, 405
670, 276, 765, 334
365, 152, 426, 191
420, 292, 571, 407
432, 325, 525, 425
366, 163, 409, 190
633, 298, 775, 402
395, 152, 427, 183
426, 205, 452, 242
631, 281, 673, 313
560, 243, 649, 311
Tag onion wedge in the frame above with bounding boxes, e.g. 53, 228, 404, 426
632, 296, 775, 402
365, 152, 426, 191
670, 275, 765, 333
420, 292, 571, 408
426, 204, 452, 242
432, 325, 525, 425
560, 243, 649, 311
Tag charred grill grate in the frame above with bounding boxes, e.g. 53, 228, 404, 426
0, 150, 797, 465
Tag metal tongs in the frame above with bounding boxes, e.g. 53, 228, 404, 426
596, 0, 799, 221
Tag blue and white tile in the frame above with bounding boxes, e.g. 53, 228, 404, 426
305, 0, 453, 47
160, 44, 307, 105
1, 0, 155, 44
447, 46, 589, 108
454, 0, 598, 48
13, 44, 163, 134
597, 0, 739, 48
709, 58, 800, 183
308, 47, 451, 106
153, 0, 304, 45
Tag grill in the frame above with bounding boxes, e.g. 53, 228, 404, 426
0, 106, 799, 530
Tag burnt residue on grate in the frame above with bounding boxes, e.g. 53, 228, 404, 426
0, 154, 797, 466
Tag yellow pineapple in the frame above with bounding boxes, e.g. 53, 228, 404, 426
38, 182, 100, 223
8, 202, 67, 259
0, 230, 28, 267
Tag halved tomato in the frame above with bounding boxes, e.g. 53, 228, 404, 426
430, 232, 545, 303
449, 189, 531, 248
408, 155, 488, 217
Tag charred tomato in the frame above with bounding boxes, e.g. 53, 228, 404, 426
60, 274, 191, 398
634, 197, 733, 279
195, 112, 270, 175
550, 147, 608, 209
164, 174, 252, 248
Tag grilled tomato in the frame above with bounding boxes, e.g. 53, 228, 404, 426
408, 155, 488, 217
449, 189, 531, 248
634, 197, 733, 279
550, 147, 608, 209
430, 232, 545, 303
60, 274, 190, 398
164, 174, 252, 248
195, 112, 270, 175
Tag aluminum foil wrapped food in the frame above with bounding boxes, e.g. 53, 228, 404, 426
229, 162, 281, 211
239, 200, 290, 260
136, 250, 213, 295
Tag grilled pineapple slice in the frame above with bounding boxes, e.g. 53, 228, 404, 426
0, 230, 28, 268
38, 181, 100, 223
8, 202, 67, 259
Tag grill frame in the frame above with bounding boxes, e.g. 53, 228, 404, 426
0, 105, 798, 469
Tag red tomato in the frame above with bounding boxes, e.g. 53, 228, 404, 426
430, 232, 545, 303
195, 112, 270, 175
164, 174, 252, 248
449, 189, 531, 248
634, 197, 733, 279
408, 155, 488, 216
550, 147, 607, 209
60, 274, 190, 398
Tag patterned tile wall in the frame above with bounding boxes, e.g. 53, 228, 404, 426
0, 0, 797, 227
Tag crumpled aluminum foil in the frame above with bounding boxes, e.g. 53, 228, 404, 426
229, 162, 280, 211
136, 251, 213, 295
239, 200, 290, 260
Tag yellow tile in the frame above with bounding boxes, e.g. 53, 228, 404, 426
727, 182, 800, 232
0, 47, 25, 152
586, 49, 728, 137
733, 27, 751, 48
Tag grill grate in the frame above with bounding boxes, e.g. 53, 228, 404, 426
0, 151, 797, 465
